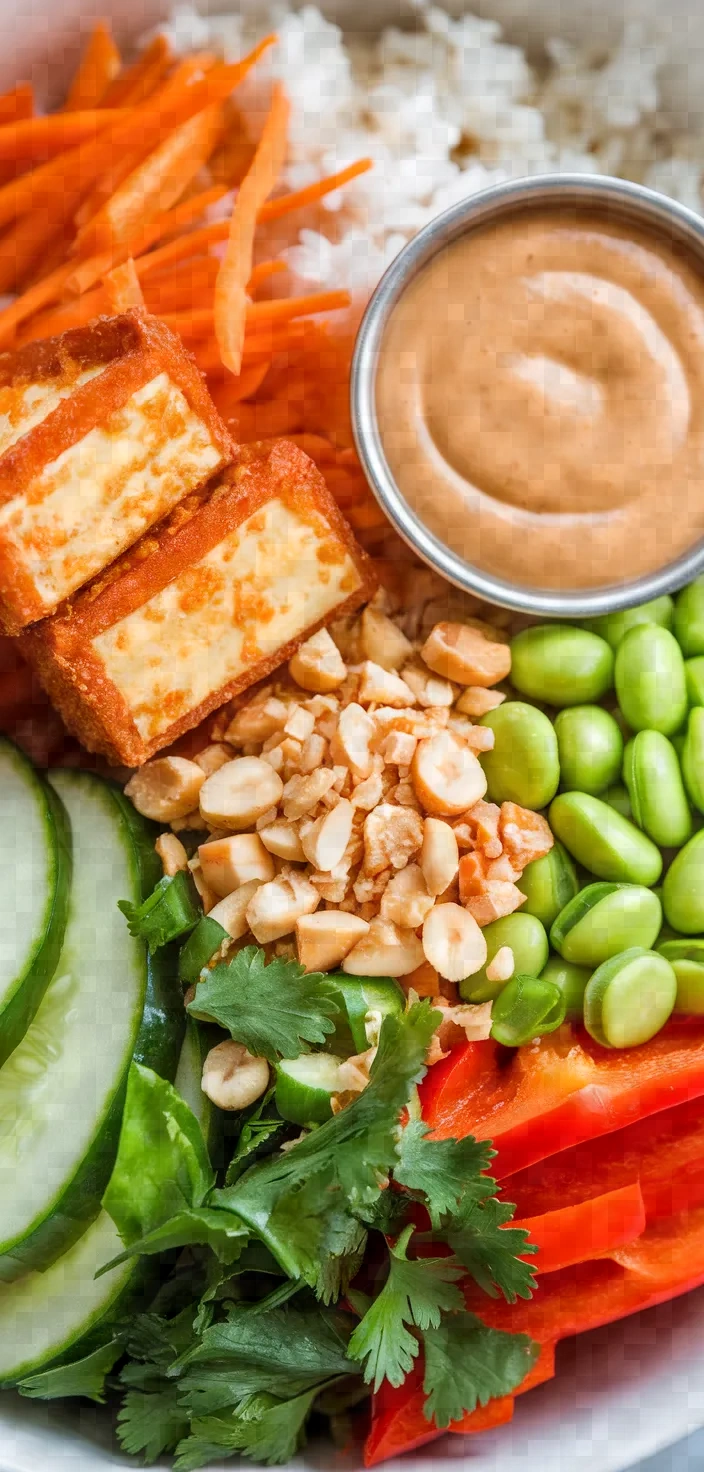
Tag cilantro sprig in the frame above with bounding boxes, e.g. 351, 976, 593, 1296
187, 946, 341, 1062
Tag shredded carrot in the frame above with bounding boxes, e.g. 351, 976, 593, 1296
258, 156, 373, 222
133, 218, 229, 278
0, 82, 34, 126
142, 257, 219, 315
246, 289, 351, 325
160, 306, 215, 339
17, 287, 108, 344
227, 396, 304, 440
215, 82, 290, 374
64, 23, 121, 111
210, 359, 272, 413
0, 109, 125, 164
247, 259, 287, 292
0, 259, 77, 348
104, 258, 145, 311
63, 183, 230, 296
101, 35, 172, 108
0, 209, 72, 295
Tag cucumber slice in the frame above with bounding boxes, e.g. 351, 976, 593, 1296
0, 738, 71, 1067
174, 1016, 221, 1159
329, 974, 405, 1054
276, 1053, 344, 1124
0, 772, 183, 1282
0, 1210, 139, 1383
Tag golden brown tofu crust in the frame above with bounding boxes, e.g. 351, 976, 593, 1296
0, 310, 234, 633
22, 439, 377, 767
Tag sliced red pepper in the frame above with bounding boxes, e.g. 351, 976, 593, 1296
420, 1022, 704, 1177
364, 1342, 555, 1466
515, 1181, 646, 1274
506, 1093, 704, 1224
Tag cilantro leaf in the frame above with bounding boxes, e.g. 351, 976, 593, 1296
117, 1385, 189, 1462
347, 1226, 463, 1390
226, 1086, 288, 1185
444, 1194, 537, 1303
97, 1207, 249, 1277
188, 946, 341, 1062
18, 1339, 124, 1403
421, 1313, 538, 1428
174, 1388, 321, 1471
119, 871, 200, 953
395, 1121, 494, 1227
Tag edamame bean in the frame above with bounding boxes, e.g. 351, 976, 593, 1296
662, 829, 704, 934
516, 842, 579, 929
541, 955, 591, 1021
549, 792, 663, 887
554, 706, 623, 794
490, 974, 566, 1047
604, 783, 633, 821
583, 948, 677, 1048
685, 656, 704, 707
623, 730, 692, 848
582, 595, 674, 649
614, 625, 688, 735
550, 882, 662, 968
657, 939, 704, 1014
682, 708, 704, 814
674, 576, 704, 656
510, 625, 614, 707
460, 912, 549, 1003
479, 702, 559, 810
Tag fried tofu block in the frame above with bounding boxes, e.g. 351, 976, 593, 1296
22, 440, 377, 766
0, 311, 233, 632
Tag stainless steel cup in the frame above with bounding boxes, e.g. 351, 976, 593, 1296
351, 172, 704, 618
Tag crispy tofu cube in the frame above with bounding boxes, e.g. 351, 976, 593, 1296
22, 440, 376, 767
0, 311, 232, 632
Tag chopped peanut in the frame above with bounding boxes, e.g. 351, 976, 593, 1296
422, 902, 487, 982
458, 851, 488, 903
282, 768, 336, 820
225, 695, 288, 746
289, 628, 348, 692
402, 660, 456, 708
296, 910, 370, 972
284, 704, 316, 743
199, 834, 275, 896
450, 719, 495, 752
380, 864, 434, 929
187, 857, 217, 914
258, 819, 306, 862
373, 706, 449, 741
499, 802, 554, 870
360, 605, 414, 670
486, 945, 514, 983
465, 881, 527, 927
246, 872, 320, 943
380, 729, 417, 766
420, 816, 460, 897
199, 757, 283, 829
125, 757, 205, 823
193, 743, 234, 776
463, 799, 503, 858
332, 702, 375, 778
208, 880, 263, 939
300, 799, 354, 872
486, 854, 520, 883
299, 732, 328, 773
421, 621, 511, 687
456, 687, 506, 718
363, 803, 424, 875
411, 731, 487, 816
336, 1046, 376, 1095
342, 916, 424, 976
351, 771, 384, 811
435, 1001, 493, 1051
155, 832, 188, 876
358, 661, 416, 708
202, 1041, 269, 1110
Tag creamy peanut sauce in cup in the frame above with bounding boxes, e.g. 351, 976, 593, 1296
374, 205, 704, 592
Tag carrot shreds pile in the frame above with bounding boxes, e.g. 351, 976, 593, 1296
104, 258, 145, 312
0, 82, 34, 126
64, 23, 121, 111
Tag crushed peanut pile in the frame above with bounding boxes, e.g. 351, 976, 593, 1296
126, 581, 552, 1073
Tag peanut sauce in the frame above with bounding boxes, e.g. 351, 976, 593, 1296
375, 208, 704, 590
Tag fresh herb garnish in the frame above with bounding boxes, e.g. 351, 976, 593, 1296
119, 871, 201, 953
187, 946, 341, 1062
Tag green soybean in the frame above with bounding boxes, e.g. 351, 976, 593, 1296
604, 783, 633, 821
549, 792, 663, 887
657, 939, 704, 1015
555, 706, 623, 794
490, 974, 566, 1047
510, 625, 614, 707
540, 955, 591, 1021
479, 702, 560, 810
584, 947, 677, 1048
516, 842, 579, 929
674, 576, 704, 656
685, 656, 704, 707
614, 625, 688, 735
682, 708, 704, 814
460, 913, 549, 1004
550, 882, 662, 968
582, 595, 674, 649
662, 829, 704, 934
623, 730, 692, 848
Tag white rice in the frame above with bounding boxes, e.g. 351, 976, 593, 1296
152, 2, 704, 298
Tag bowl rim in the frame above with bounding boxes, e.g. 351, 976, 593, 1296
350, 170, 704, 618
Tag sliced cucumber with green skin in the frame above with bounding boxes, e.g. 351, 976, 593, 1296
174, 1016, 222, 1159
0, 738, 72, 1067
0, 772, 183, 1282
276, 1052, 345, 1125
328, 974, 404, 1055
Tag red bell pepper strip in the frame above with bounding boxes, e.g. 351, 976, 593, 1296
506, 1093, 704, 1224
515, 1181, 646, 1274
364, 1342, 556, 1467
420, 1022, 704, 1177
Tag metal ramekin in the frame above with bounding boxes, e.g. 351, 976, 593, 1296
350, 172, 704, 619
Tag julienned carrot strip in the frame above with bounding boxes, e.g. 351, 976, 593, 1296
64, 23, 121, 111
210, 359, 271, 411
133, 217, 229, 277
16, 286, 108, 344
0, 209, 71, 295
0, 259, 77, 348
76, 102, 225, 257
0, 109, 125, 163
142, 257, 219, 314
215, 82, 290, 374
101, 35, 172, 108
227, 396, 304, 440
160, 306, 215, 338
258, 156, 373, 222
246, 289, 351, 324
247, 259, 287, 291
104, 258, 145, 311
0, 82, 34, 125
63, 183, 230, 296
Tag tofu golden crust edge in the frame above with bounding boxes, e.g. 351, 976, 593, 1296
21, 439, 378, 767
